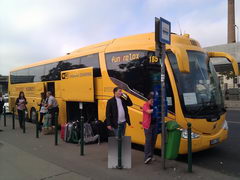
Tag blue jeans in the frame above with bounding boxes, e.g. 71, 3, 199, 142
113, 122, 126, 137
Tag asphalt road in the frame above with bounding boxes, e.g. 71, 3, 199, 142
177, 110, 240, 178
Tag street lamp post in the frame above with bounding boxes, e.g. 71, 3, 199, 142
235, 25, 239, 42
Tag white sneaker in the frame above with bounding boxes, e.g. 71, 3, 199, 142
144, 157, 152, 164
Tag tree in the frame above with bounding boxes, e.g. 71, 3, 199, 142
219, 70, 235, 80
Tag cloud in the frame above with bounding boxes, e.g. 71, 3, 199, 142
173, 0, 227, 47
0, 0, 239, 75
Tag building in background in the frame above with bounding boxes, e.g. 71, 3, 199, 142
205, 42, 240, 88
0, 76, 8, 95
205, 42, 240, 100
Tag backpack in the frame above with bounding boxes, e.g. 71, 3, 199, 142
83, 123, 100, 144
65, 121, 79, 144
90, 120, 108, 142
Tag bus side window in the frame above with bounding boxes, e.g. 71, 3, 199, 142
42, 62, 58, 81
81, 54, 101, 77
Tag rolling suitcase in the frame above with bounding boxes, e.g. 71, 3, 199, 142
61, 123, 67, 140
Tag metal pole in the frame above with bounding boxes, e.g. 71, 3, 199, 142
187, 123, 192, 173
235, 24, 239, 42
4, 106, 6, 127
23, 109, 26, 133
55, 111, 58, 145
36, 111, 39, 138
80, 114, 84, 156
160, 44, 166, 169
116, 124, 123, 169
155, 17, 166, 169
12, 107, 15, 129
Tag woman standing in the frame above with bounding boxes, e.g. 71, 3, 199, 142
16, 91, 27, 129
141, 92, 157, 164
38, 92, 47, 130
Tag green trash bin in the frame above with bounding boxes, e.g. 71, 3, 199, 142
165, 121, 181, 160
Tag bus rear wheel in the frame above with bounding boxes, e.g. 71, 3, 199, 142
30, 108, 37, 124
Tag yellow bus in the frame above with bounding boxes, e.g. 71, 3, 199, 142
9, 33, 239, 154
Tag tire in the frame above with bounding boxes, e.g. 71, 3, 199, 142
30, 108, 37, 124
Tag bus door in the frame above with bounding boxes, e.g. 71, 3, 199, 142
47, 82, 55, 97
60, 67, 94, 122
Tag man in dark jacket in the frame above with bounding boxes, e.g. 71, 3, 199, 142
0, 92, 4, 131
106, 87, 133, 136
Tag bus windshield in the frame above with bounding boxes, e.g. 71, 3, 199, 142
167, 50, 224, 118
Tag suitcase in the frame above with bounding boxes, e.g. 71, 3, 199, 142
61, 123, 67, 140
64, 122, 79, 143
84, 122, 100, 144
91, 120, 108, 142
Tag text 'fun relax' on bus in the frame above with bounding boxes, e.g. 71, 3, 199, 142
9, 32, 239, 154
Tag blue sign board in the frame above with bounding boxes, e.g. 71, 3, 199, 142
159, 17, 171, 44
152, 85, 168, 134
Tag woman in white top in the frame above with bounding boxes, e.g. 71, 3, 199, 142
38, 92, 47, 130
15, 91, 27, 129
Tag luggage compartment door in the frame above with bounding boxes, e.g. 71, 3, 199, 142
61, 67, 94, 102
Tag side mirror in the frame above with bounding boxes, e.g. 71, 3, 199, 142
168, 46, 190, 73
208, 52, 240, 76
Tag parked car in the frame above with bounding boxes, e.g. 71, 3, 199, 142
3, 94, 10, 114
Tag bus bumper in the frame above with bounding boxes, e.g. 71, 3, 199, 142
178, 128, 228, 154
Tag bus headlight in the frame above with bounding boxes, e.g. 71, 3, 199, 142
222, 120, 228, 130
181, 129, 200, 139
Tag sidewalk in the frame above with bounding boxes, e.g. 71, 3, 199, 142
225, 100, 240, 110
0, 115, 238, 180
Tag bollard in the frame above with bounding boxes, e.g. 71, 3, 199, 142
12, 108, 15, 129
80, 115, 84, 156
4, 106, 6, 127
36, 111, 39, 138
116, 123, 123, 169
23, 109, 26, 133
55, 112, 58, 145
187, 123, 192, 173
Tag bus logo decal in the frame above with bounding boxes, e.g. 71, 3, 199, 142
62, 73, 68, 79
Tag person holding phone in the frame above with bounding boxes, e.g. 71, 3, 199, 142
106, 87, 133, 136
141, 92, 158, 164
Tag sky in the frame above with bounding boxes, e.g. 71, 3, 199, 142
0, 0, 239, 75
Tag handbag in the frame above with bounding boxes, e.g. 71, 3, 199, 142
40, 106, 47, 113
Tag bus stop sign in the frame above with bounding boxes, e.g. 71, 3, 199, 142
159, 17, 171, 44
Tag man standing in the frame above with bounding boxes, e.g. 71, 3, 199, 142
106, 87, 132, 136
46, 91, 59, 127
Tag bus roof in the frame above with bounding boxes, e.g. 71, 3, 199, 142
11, 32, 201, 72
